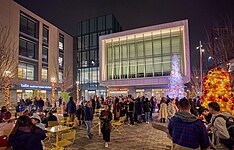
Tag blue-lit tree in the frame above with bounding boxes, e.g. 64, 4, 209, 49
168, 54, 186, 99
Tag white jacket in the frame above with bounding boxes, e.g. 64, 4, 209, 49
211, 112, 231, 139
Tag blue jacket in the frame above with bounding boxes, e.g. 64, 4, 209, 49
9, 126, 46, 150
168, 112, 210, 149
66, 100, 76, 114
84, 106, 93, 121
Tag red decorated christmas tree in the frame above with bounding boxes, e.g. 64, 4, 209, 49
202, 68, 234, 115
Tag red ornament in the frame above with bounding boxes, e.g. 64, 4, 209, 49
210, 97, 215, 102
232, 98, 234, 103
223, 98, 229, 102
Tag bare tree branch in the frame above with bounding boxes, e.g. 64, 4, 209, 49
205, 17, 234, 69
0, 24, 18, 90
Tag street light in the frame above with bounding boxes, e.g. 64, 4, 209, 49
196, 41, 205, 95
76, 81, 79, 104
51, 77, 56, 107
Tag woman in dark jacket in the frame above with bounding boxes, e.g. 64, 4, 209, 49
9, 115, 46, 150
100, 104, 112, 148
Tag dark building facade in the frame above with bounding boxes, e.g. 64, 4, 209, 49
74, 14, 122, 99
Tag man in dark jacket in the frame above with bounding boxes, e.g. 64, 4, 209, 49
128, 98, 135, 125
45, 111, 58, 127
135, 98, 143, 123
168, 98, 210, 149
37, 98, 44, 112
84, 101, 93, 139
66, 97, 76, 122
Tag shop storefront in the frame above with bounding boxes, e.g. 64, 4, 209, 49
108, 88, 128, 97
13, 84, 52, 102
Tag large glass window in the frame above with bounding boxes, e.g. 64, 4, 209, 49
59, 34, 64, 51
42, 25, 49, 44
18, 63, 35, 80
42, 46, 48, 62
90, 19, 97, 33
19, 37, 37, 59
58, 56, 63, 68
59, 71, 63, 83
42, 68, 48, 81
20, 13, 39, 38
106, 14, 112, 29
105, 27, 184, 79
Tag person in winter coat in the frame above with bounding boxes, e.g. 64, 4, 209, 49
207, 102, 233, 150
31, 113, 45, 130
100, 104, 112, 148
84, 101, 93, 139
135, 98, 143, 123
167, 99, 179, 120
150, 97, 155, 120
45, 98, 51, 110
9, 115, 46, 150
143, 98, 151, 124
66, 97, 76, 122
37, 98, 44, 112
168, 98, 210, 150
76, 101, 84, 125
158, 99, 168, 123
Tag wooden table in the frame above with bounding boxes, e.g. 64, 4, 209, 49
45, 125, 71, 148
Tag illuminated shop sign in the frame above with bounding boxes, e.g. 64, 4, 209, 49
20, 84, 52, 89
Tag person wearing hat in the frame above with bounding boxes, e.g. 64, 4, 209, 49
31, 113, 45, 130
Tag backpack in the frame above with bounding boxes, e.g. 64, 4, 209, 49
212, 115, 234, 148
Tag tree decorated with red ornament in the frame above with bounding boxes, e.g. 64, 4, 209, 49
202, 68, 234, 115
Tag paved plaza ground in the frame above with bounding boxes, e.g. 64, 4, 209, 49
52, 114, 173, 150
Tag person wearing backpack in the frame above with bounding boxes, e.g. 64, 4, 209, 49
207, 102, 234, 150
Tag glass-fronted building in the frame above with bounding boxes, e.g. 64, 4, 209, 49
100, 20, 190, 98
75, 14, 122, 99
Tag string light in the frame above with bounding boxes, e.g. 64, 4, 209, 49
168, 54, 186, 99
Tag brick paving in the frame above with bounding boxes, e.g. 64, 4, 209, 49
45, 114, 173, 150
69, 117, 172, 149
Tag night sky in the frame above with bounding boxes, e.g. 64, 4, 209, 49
14, 0, 234, 68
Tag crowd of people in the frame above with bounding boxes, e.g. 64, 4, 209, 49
1, 94, 234, 149
166, 97, 234, 150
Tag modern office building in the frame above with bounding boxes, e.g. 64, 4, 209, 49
75, 14, 122, 99
99, 20, 190, 98
0, 0, 73, 104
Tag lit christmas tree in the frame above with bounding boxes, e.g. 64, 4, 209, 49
202, 68, 234, 115
168, 54, 186, 99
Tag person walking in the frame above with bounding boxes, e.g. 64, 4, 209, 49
66, 97, 76, 122
168, 98, 210, 150
84, 101, 93, 139
158, 99, 168, 123
167, 99, 179, 120
9, 115, 46, 150
100, 104, 112, 148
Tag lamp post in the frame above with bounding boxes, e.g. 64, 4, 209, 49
76, 81, 79, 104
51, 77, 56, 107
196, 41, 205, 95
4, 71, 11, 106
